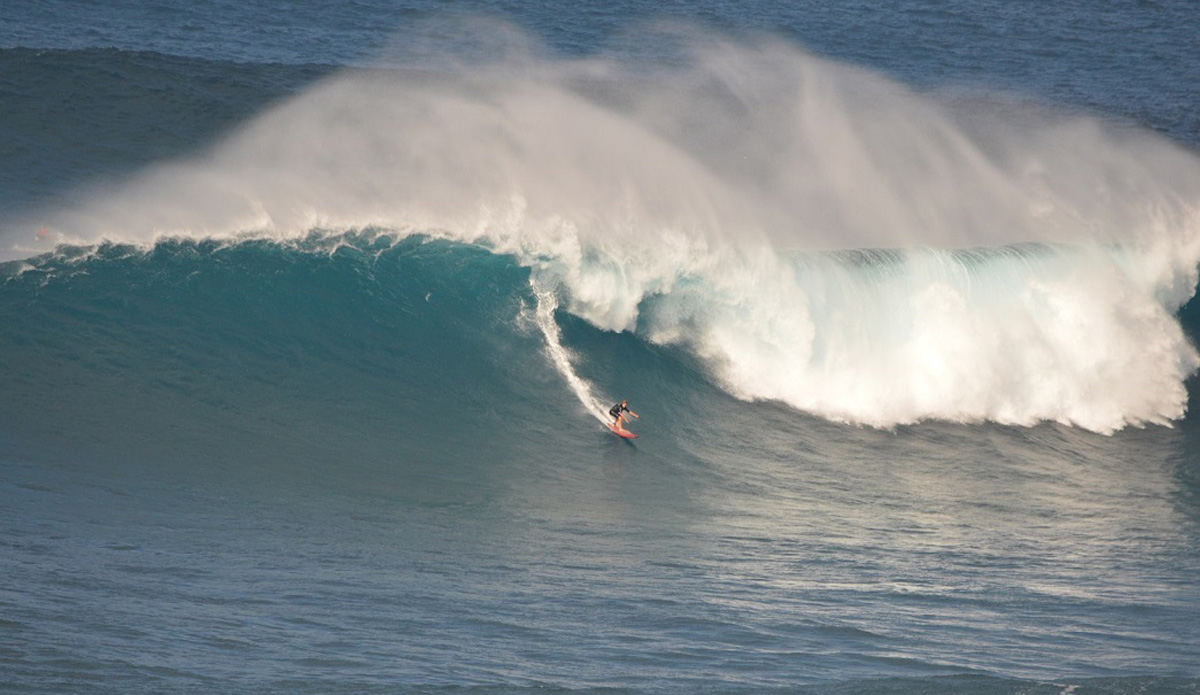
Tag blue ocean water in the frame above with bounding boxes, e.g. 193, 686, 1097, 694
3, 2, 1200, 694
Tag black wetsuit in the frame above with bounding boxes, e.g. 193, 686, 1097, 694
609, 403, 629, 420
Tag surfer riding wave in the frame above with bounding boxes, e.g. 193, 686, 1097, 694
609, 400, 638, 431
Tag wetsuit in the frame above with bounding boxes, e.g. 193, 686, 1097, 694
609, 403, 629, 421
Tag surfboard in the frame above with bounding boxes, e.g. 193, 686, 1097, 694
608, 423, 638, 439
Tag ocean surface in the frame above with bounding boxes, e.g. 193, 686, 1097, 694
4, 2, 1200, 694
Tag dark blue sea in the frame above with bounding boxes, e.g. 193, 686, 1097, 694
4, 2, 1200, 693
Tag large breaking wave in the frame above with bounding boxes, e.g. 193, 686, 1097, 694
7, 21, 1200, 433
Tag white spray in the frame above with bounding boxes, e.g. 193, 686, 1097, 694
529, 277, 610, 424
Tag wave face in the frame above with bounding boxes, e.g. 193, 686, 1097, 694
4, 233, 1200, 446
0, 236, 548, 471
6, 238, 1199, 437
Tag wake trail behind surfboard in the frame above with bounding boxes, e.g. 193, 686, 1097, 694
530, 279, 611, 424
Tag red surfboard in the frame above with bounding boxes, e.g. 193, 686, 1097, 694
608, 423, 638, 439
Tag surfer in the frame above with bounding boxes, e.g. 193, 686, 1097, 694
609, 400, 638, 430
